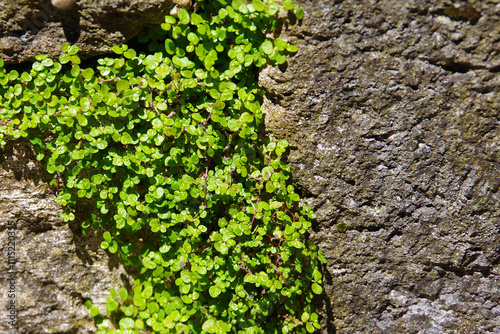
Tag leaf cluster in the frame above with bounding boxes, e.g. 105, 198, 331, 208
0, 0, 324, 333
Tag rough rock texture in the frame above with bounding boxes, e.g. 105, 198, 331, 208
0, 142, 133, 334
260, 0, 500, 333
1, 0, 500, 333
0, 0, 176, 64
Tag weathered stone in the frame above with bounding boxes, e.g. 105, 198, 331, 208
1, 0, 500, 333
0, 0, 176, 64
0, 142, 133, 333
261, 0, 500, 332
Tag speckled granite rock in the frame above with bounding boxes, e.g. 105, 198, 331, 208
260, 0, 500, 332
0, 0, 176, 64
0, 142, 133, 334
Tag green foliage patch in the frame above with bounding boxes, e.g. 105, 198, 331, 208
0, 0, 325, 333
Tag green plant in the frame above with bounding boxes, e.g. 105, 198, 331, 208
0, 0, 325, 333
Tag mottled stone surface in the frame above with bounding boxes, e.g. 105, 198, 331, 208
1, 0, 500, 333
261, 0, 500, 333
0, 142, 132, 334
0, 0, 176, 64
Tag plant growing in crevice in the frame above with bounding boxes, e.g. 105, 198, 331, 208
0, 0, 325, 333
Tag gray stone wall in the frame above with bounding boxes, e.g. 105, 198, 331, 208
1, 0, 499, 333
261, 0, 500, 332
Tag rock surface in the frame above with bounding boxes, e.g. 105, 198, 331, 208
0, 142, 133, 334
0, 0, 176, 64
261, 0, 500, 333
1, 0, 500, 333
